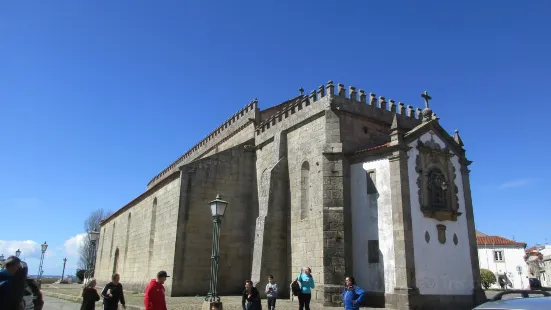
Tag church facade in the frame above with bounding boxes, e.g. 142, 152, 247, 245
94, 81, 486, 309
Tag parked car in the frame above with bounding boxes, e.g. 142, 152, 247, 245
474, 290, 551, 309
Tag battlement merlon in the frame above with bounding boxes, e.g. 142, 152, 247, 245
255, 80, 425, 144
147, 99, 259, 189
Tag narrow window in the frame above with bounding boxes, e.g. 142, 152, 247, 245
428, 168, 447, 209
123, 213, 131, 267
494, 250, 504, 262
368, 240, 379, 263
109, 223, 116, 258
99, 227, 106, 263
113, 248, 119, 275
366, 171, 377, 195
300, 162, 310, 220
149, 198, 157, 263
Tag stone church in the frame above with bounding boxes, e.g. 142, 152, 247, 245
94, 81, 486, 309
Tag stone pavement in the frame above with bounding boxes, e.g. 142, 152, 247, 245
41, 284, 389, 309
41, 283, 499, 310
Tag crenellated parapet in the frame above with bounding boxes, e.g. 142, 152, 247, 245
147, 100, 258, 188
255, 80, 424, 139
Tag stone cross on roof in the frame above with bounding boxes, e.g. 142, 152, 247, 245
421, 90, 433, 122
421, 90, 432, 109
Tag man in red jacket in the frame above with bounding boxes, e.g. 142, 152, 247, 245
144, 271, 169, 310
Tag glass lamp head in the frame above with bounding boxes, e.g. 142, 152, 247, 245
209, 194, 228, 217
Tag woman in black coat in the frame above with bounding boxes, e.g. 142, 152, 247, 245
241, 280, 262, 310
101, 273, 126, 310
81, 278, 100, 310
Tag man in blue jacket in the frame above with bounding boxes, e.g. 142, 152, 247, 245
341, 276, 366, 310
0, 256, 22, 310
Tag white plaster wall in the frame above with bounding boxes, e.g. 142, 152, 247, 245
407, 131, 474, 295
350, 159, 395, 293
478, 246, 530, 289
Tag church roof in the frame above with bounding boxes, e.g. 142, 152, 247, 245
351, 142, 390, 154
477, 234, 527, 247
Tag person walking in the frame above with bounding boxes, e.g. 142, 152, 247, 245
101, 273, 126, 310
0, 256, 22, 310
341, 276, 365, 310
144, 271, 169, 310
264, 275, 278, 310
241, 280, 262, 310
81, 278, 100, 310
297, 267, 315, 310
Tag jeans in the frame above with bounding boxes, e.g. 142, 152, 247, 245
267, 297, 276, 310
298, 293, 311, 310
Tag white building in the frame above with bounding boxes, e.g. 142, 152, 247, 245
525, 245, 551, 287
477, 231, 529, 290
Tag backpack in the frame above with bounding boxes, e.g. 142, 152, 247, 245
291, 279, 301, 296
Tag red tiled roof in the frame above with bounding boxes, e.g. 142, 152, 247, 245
353, 142, 391, 154
477, 235, 527, 247
526, 246, 537, 253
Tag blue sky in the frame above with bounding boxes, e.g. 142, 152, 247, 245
1, 1, 549, 276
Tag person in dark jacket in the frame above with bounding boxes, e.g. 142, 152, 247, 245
81, 278, 100, 310
144, 271, 169, 310
101, 273, 126, 310
341, 276, 366, 310
241, 280, 262, 310
0, 256, 22, 310
12, 261, 29, 310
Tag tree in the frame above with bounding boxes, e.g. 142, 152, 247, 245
78, 209, 112, 271
480, 269, 497, 289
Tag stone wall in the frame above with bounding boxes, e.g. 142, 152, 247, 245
172, 141, 258, 296
287, 114, 326, 300
339, 112, 390, 153
95, 173, 181, 295
199, 123, 256, 159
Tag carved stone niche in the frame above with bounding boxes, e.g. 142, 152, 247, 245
415, 133, 462, 221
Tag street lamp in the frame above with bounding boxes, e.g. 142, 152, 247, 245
61, 258, 67, 282
37, 241, 48, 288
15, 249, 21, 257
204, 194, 228, 307
85, 230, 100, 283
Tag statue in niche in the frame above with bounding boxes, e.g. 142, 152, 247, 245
415, 132, 461, 221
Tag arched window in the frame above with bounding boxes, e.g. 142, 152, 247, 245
427, 168, 447, 209
300, 161, 310, 220
123, 213, 131, 267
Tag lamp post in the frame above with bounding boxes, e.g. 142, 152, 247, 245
15, 249, 21, 257
85, 230, 100, 283
204, 194, 228, 309
61, 258, 67, 282
37, 241, 48, 288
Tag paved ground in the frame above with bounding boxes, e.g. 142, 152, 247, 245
43, 296, 87, 310
41, 284, 501, 310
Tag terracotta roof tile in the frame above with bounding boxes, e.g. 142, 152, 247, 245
353, 142, 390, 154
477, 235, 526, 247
